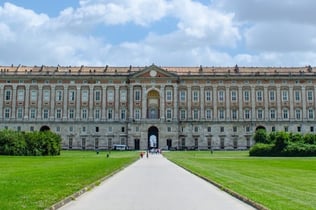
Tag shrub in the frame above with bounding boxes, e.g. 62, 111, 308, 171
274, 131, 289, 152
253, 129, 268, 144
249, 143, 274, 156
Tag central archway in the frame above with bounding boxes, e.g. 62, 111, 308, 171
148, 126, 159, 149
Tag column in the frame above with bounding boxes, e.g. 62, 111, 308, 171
200, 86, 204, 120
63, 85, 68, 120
128, 85, 133, 120
89, 85, 94, 120
264, 86, 269, 120
289, 86, 294, 121
0, 85, 3, 119
251, 86, 256, 121
173, 85, 179, 120
302, 86, 306, 121
102, 86, 107, 120
115, 86, 119, 120
76, 86, 81, 120
226, 86, 230, 120
160, 85, 165, 120
50, 85, 56, 120
276, 86, 281, 120
142, 85, 147, 119
187, 86, 192, 119
11, 85, 17, 119
24, 85, 30, 119
213, 86, 217, 120
238, 86, 243, 120
38, 84, 43, 119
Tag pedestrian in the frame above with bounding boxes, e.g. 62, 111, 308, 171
146, 151, 149, 158
140, 152, 144, 158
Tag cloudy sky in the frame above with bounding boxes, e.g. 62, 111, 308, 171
0, 0, 316, 67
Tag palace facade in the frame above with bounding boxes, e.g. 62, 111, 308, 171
0, 64, 315, 150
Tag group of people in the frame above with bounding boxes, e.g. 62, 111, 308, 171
139, 148, 161, 158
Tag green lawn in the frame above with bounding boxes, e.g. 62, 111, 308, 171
164, 151, 316, 210
0, 151, 138, 210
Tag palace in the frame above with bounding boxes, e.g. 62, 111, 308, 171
0, 64, 315, 150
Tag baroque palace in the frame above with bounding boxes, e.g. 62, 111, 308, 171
0, 64, 315, 150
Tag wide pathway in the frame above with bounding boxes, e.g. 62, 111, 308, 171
59, 153, 255, 210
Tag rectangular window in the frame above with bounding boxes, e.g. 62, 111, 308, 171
270, 109, 276, 119
5, 90, 11, 101
30, 109, 36, 119
17, 108, 23, 119
232, 109, 237, 120
166, 109, 172, 119
244, 109, 250, 119
120, 109, 126, 120
256, 90, 263, 102
69, 90, 75, 102
81, 109, 88, 119
206, 109, 212, 119
56, 90, 62, 101
69, 109, 74, 119
282, 90, 288, 101
17, 89, 24, 101
218, 90, 224, 102
283, 109, 289, 119
295, 90, 301, 101
269, 90, 275, 101
231, 91, 237, 102
180, 91, 186, 102
5, 108, 10, 118
244, 90, 249, 102
31, 90, 37, 101
296, 109, 301, 119
43, 90, 50, 102
193, 109, 199, 120
166, 90, 172, 101
307, 90, 313, 101
82, 90, 88, 102
56, 109, 62, 119
193, 91, 199, 102
257, 109, 263, 119
134, 90, 141, 101
308, 109, 314, 119
108, 109, 113, 120
219, 109, 225, 119
134, 109, 140, 120
95, 90, 101, 101
180, 109, 186, 120
205, 90, 212, 102
43, 109, 49, 119
120, 90, 127, 102
95, 109, 100, 119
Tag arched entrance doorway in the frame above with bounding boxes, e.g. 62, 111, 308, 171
147, 90, 160, 119
40, 125, 50, 131
256, 126, 266, 131
148, 126, 159, 149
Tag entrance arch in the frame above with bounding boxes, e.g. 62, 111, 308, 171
256, 126, 266, 131
148, 126, 159, 149
40, 125, 50, 131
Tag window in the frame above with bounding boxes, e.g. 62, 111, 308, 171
166, 109, 172, 119
96, 127, 99, 132
56, 109, 62, 119
220, 127, 224, 132
193, 90, 199, 102
244, 109, 250, 119
69, 109, 75, 119
180, 109, 186, 120
205, 90, 212, 102
207, 127, 211, 132
297, 126, 301, 132
166, 90, 172, 101
17, 108, 23, 119
167, 127, 171, 132
233, 126, 237, 132
43, 109, 49, 119
30, 108, 36, 119
4, 108, 10, 119
108, 89, 114, 102
205, 109, 212, 120
120, 89, 127, 102
257, 109, 263, 119
193, 109, 199, 120
194, 127, 198, 132
270, 109, 276, 120
308, 109, 314, 119
82, 126, 86, 133
81, 109, 88, 119
95, 109, 100, 119
180, 91, 186, 102
256, 90, 263, 102
311, 126, 314, 132
218, 109, 225, 120
95, 90, 101, 101
31, 90, 37, 101
272, 126, 275, 132
243, 90, 250, 102
17, 89, 24, 101
56, 90, 62, 101
218, 90, 224, 102
295, 109, 301, 120
5, 89, 11, 101
283, 109, 289, 119
43, 90, 50, 102
121, 127, 125, 132
269, 90, 275, 101
134, 90, 141, 101
231, 91, 237, 102
120, 109, 126, 120
82, 90, 88, 102
282, 90, 288, 101
232, 109, 237, 120
134, 109, 141, 120
108, 108, 113, 120
69, 90, 75, 102
307, 90, 313, 101
294, 90, 301, 101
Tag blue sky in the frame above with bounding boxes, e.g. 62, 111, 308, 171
1, 0, 316, 67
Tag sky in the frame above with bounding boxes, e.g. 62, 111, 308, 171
1, 0, 316, 67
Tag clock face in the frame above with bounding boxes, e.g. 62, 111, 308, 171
150, 70, 157, 77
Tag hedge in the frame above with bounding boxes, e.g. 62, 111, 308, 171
0, 129, 61, 156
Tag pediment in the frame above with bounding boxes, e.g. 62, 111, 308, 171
130, 64, 178, 79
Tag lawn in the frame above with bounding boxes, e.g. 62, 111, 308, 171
0, 150, 138, 210
164, 151, 316, 210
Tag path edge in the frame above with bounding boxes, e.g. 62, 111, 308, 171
165, 157, 268, 210
47, 158, 139, 210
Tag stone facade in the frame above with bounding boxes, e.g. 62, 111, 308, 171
0, 64, 315, 150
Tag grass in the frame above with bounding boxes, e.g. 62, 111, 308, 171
0, 150, 138, 210
164, 151, 316, 210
